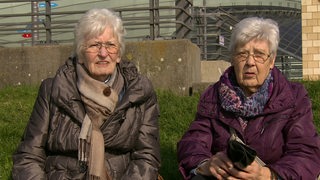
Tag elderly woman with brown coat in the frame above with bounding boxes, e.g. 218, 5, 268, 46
12, 8, 161, 180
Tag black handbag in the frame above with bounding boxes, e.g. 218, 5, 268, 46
227, 127, 265, 168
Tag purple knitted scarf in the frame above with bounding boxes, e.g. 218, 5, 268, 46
219, 67, 273, 118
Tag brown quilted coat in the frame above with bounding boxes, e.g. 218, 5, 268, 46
12, 58, 161, 180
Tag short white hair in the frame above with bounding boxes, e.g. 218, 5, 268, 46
229, 17, 279, 57
73, 8, 126, 59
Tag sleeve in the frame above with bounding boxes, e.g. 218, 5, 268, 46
122, 88, 161, 180
12, 78, 52, 180
270, 83, 320, 179
177, 88, 216, 180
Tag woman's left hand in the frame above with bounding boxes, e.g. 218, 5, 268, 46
226, 161, 271, 180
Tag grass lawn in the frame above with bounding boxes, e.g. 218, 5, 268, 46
0, 81, 320, 179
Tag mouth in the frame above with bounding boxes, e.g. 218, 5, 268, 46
96, 60, 110, 65
244, 72, 255, 78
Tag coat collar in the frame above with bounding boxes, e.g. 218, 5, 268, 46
50, 58, 150, 124
199, 66, 296, 134
263, 67, 295, 114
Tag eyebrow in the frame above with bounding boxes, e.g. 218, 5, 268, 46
237, 48, 267, 53
93, 40, 115, 44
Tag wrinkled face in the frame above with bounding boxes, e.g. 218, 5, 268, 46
231, 39, 275, 96
80, 27, 120, 82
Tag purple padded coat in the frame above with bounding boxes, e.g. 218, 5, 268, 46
177, 67, 320, 179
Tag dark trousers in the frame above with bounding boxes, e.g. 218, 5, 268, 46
191, 175, 216, 180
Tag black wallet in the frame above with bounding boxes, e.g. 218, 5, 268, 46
227, 139, 257, 168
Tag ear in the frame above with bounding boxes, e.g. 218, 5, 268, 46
270, 53, 276, 69
77, 52, 86, 64
230, 58, 235, 66
116, 57, 121, 63
78, 58, 84, 64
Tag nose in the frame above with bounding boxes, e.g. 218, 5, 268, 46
246, 54, 256, 65
98, 46, 109, 57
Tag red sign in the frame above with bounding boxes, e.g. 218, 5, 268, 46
22, 33, 32, 38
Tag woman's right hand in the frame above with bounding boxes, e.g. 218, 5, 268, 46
196, 152, 235, 179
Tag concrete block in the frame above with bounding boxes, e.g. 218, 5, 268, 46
200, 60, 231, 83
0, 40, 201, 96
123, 39, 201, 95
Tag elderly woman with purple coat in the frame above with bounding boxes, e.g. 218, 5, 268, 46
177, 17, 320, 180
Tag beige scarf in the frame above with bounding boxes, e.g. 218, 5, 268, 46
77, 63, 124, 180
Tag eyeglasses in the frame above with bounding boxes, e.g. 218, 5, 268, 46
234, 51, 271, 64
85, 42, 118, 54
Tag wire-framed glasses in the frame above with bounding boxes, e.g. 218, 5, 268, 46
85, 42, 118, 54
234, 51, 271, 63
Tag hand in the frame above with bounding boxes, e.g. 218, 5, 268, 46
196, 152, 272, 180
227, 161, 271, 180
196, 152, 234, 179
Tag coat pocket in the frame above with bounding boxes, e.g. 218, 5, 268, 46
105, 152, 130, 180
45, 155, 86, 179
47, 112, 80, 151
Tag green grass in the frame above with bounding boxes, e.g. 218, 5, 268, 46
0, 85, 39, 179
300, 81, 320, 129
0, 82, 320, 179
157, 90, 199, 178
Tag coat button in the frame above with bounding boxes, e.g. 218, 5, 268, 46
79, 161, 87, 173
103, 87, 111, 96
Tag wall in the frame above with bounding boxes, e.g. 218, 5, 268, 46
123, 40, 201, 95
0, 39, 205, 96
201, 60, 230, 83
302, 0, 320, 80
0, 45, 73, 87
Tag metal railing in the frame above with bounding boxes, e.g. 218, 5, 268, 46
0, 0, 193, 47
0, 0, 303, 80
275, 56, 302, 80
190, 5, 302, 80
